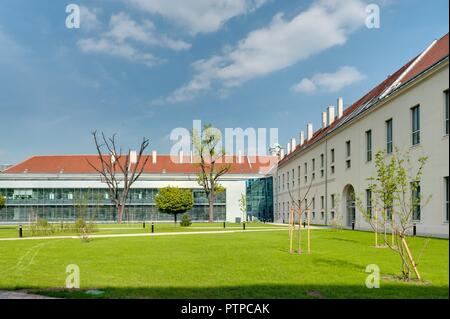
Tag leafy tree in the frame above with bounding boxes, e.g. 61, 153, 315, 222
0, 195, 5, 211
192, 123, 231, 222
356, 149, 430, 280
155, 187, 193, 225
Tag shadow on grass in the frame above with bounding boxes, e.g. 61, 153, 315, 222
23, 283, 449, 300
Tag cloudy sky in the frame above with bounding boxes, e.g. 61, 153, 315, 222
0, 0, 448, 164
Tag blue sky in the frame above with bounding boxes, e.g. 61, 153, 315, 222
0, 0, 448, 164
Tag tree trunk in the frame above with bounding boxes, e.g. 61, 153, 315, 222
208, 193, 214, 223
174, 213, 178, 226
117, 205, 124, 224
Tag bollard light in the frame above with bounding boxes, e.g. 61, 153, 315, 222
243, 222, 246, 230
143, 221, 146, 229
151, 223, 154, 233
413, 223, 417, 237
19, 224, 23, 238
352, 221, 355, 231
223, 221, 226, 229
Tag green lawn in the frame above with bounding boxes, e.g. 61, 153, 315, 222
0, 222, 276, 238
0, 226, 448, 299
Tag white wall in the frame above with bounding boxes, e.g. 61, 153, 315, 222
274, 61, 449, 237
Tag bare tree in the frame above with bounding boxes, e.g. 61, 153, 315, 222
88, 131, 150, 224
356, 149, 430, 280
287, 175, 315, 254
192, 124, 231, 223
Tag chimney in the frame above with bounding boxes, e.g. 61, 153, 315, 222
190, 150, 193, 164
129, 150, 137, 164
280, 148, 285, 159
337, 97, 344, 118
179, 150, 183, 164
307, 123, 313, 141
300, 131, 305, 146
152, 150, 157, 164
291, 138, 297, 153
110, 152, 116, 164
238, 150, 242, 164
287, 142, 291, 155
327, 106, 335, 126
322, 112, 327, 128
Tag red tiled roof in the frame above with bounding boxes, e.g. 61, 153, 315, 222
3, 155, 277, 175
279, 33, 449, 166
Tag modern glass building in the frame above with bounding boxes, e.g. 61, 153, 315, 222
0, 187, 226, 223
246, 177, 274, 222
0, 154, 276, 223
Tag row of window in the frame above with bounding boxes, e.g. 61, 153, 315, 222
276, 176, 449, 223
277, 90, 450, 192
0, 188, 227, 205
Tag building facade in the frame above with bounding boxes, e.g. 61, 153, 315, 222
0, 154, 276, 223
274, 34, 449, 237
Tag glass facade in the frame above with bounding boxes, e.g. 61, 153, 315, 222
0, 188, 226, 222
245, 177, 273, 222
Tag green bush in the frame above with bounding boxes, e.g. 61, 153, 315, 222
75, 218, 97, 242
180, 213, 192, 227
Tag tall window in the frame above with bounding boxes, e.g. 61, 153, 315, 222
366, 130, 372, 162
312, 159, 316, 171
366, 189, 372, 218
445, 90, 449, 135
411, 105, 420, 145
331, 149, 335, 163
346, 140, 351, 157
331, 194, 335, 208
412, 182, 421, 221
321, 196, 324, 209
445, 177, 449, 222
386, 118, 393, 154
320, 154, 324, 167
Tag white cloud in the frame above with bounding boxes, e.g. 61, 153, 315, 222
77, 12, 191, 66
161, 0, 368, 103
78, 37, 162, 66
292, 66, 365, 93
128, 0, 267, 35
79, 6, 101, 31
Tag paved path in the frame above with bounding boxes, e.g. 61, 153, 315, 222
0, 290, 57, 299
0, 227, 290, 241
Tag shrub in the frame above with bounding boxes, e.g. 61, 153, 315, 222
75, 218, 97, 242
180, 213, 192, 227
30, 219, 55, 236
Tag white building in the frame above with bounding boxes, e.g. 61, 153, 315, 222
274, 34, 449, 237
0, 154, 276, 223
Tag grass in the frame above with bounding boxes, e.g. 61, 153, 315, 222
0, 226, 447, 299
0, 222, 276, 238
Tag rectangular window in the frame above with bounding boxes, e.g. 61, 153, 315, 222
346, 159, 351, 169
331, 194, 335, 208
366, 130, 372, 162
331, 165, 335, 175
304, 163, 308, 174
445, 177, 449, 222
412, 182, 421, 221
411, 105, 420, 145
386, 118, 393, 154
321, 196, 324, 209
312, 159, 316, 171
445, 90, 449, 135
331, 149, 335, 163
320, 154, 324, 167
346, 141, 351, 157
366, 189, 372, 218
